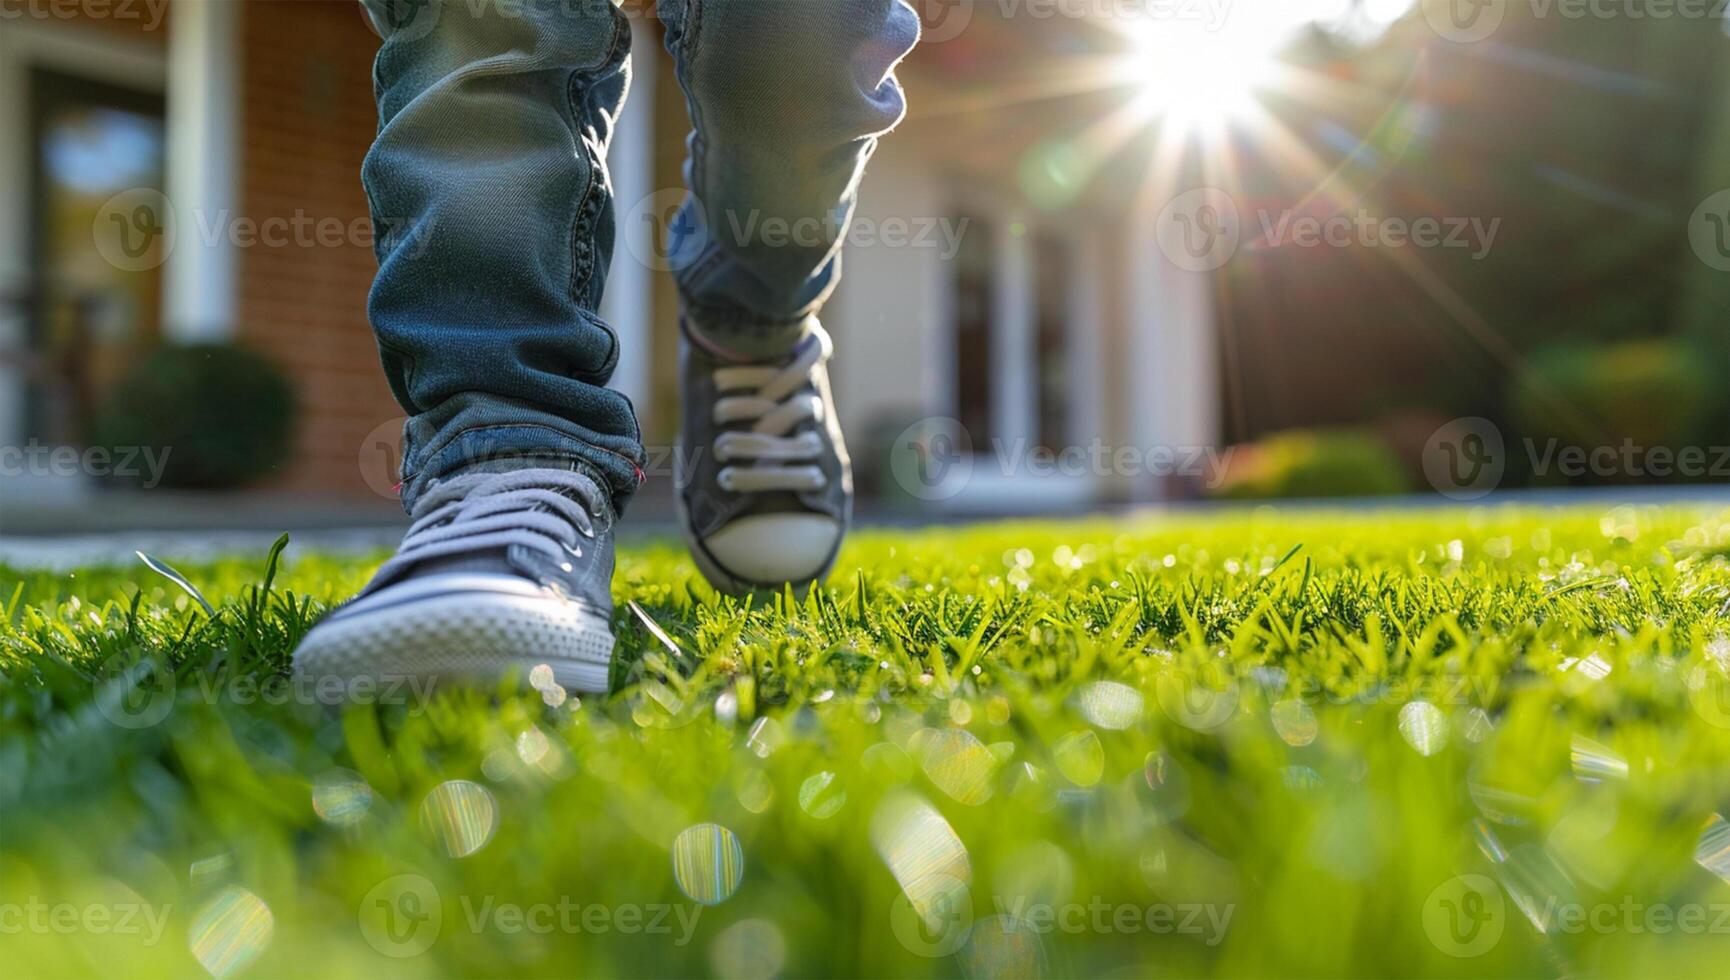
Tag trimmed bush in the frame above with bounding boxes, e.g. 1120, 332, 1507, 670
1510, 340, 1714, 454
1213, 429, 1408, 499
88, 343, 296, 489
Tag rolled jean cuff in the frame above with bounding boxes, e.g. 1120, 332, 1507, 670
400, 411, 644, 515
680, 301, 814, 361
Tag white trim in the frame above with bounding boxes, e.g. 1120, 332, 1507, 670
600, 9, 656, 423
1127, 194, 1219, 498
162, 0, 241, 341
0, 19, 169, 458
989, 211, 1036, 451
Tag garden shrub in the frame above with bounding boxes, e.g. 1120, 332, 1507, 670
1212, 428, 1408, 499
89, 342, 296, 489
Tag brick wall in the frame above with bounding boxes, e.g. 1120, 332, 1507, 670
236, 0, 401, 500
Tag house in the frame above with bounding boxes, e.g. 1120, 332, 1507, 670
0, 0, 1221, 519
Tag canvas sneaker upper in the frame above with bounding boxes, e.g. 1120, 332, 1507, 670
292, 464, 618, 694
676, 318, 852, 593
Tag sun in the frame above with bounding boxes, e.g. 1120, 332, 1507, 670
1129, 27, 1279, 126
1120, 14, 1294, 129
1113, 0, 1399, 130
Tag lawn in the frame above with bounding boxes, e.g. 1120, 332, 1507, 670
4, 503, 1730, 978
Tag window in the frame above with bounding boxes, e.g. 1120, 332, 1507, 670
26, 69, 166, 444
947, 214, 1082, 463
952, 212, 994, 448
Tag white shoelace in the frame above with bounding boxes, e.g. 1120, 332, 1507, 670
710, 325, 832, 494
370, 469, 598, 587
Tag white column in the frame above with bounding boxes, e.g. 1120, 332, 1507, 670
601, 9, 657, 424
990, 215, 1036, 452
162, 0, 241, 341
1126, 201, 1220, 499
1067, 229, 1107, 450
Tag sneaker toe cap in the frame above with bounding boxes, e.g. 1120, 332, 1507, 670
701, 513, 841, 587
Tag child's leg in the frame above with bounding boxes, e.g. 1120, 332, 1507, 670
658, 0, 920, 592
360, 0, 645, 516
293, 1, 646, 694
656, 0, 921, 356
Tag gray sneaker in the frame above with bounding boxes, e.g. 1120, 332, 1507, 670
676, 319, 852, 594
293, 466, 617, 694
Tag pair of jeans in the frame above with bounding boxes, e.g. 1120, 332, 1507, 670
358, 0, 920, 514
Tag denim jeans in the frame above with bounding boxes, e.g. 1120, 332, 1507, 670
358, 0, 919, 514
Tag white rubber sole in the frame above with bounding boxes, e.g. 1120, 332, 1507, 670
292, 574, 615, 696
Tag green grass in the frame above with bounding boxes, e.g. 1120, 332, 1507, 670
5, 503, 1730, 978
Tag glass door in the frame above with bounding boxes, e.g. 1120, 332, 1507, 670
27, 68, 166, 444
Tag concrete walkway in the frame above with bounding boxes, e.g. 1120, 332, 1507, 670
3, 484, 1725, 570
